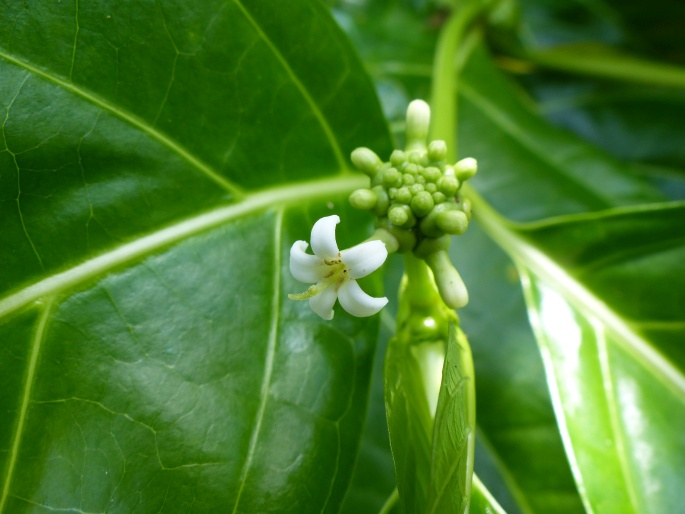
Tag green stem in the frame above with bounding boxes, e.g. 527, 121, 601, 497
403, 253, 440, 308
429, 2, 484, 161
378, 488, 399, 514
526, 47, 685, 90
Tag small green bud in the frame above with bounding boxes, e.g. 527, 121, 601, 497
425, 250, 469, 309
403, 173, 415, 185
388, 187, 398, 199
388, 204, 416, 228
407, 151, 425, 165
436, 210, 469, 235
419, 202, 457, 237
427, 140, 447, 162
410, 183, 424, 195
437, 175, 459, 196
432, 192, 447, 204
423, 166, 441, 183
405, 100, 430, 152
351, 147, 383, 177
370, 162, 390, 187
425, 182, 437, 194
395, 186, 412, 204
390, 149, 406, 167
405, 163, 419, 175
372, 185, 389, 216
349, 188, 377, 210
410, 191, 434, 217
369, 227, 400, 254
383, 167, 402, 188
455, 157, 477, 181
416, 175, 426, 185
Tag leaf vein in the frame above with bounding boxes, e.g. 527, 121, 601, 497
0, 51, 244, 197
231, 0, 349, 173
230, 208, 283, 514
0, 298, 54, 513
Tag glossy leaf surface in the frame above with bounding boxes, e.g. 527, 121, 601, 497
427, 323, 475, 514
477, 201, 685, 514
0, 1, 391, 512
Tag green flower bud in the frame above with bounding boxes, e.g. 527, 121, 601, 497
407, 151, 425, 165
427, 140, 447, 162
432, 192, 446, 204
404, 163, 419, 175
410, 183, 424, 195
437, 175, 459, 196
349, 188, 377, 210
369, 227, 400, 254
351, 147, 383, 177
388, 187, 398, 199
383, 167, 402, 188
405, 100, 430, 152
425, 250, 469, 309
390, 149, 406, 167
402, 173, 415, 185
419, 202, 457, 237
395, 186, 412, 204
425, 182, 437, 194
455, 157, 477, 181
436, 209, 469, 235
410, 191, 434, 217
370, 162, 391, 187
423, 166, 442, 183
388, 204, 416, 228
416, 175, 426, 185
372, 185, 389, 216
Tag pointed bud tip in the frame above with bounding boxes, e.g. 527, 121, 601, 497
406, 100, 430, 150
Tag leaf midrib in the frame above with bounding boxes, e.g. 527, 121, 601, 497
470, 188, 685, 399
0, 49, 244, 198
0, 298, 54, 513
232, 0, 349, 174
0, 175, 367, 320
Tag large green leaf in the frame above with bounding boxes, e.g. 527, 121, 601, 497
0, 1, 392, 511
476, 200, 685, 513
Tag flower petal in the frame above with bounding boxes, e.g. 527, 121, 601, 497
310, 215, 340, 259
337, 280, 388, 317
340, 240, 388, 279
309, 284, 338, 320
290, 241, 326, 283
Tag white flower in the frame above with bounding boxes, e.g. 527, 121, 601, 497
289, 215, 388, 320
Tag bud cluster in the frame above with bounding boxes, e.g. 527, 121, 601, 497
350, 147, 476, 245
347, 100, 477, 309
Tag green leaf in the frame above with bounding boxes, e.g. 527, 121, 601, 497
427, 323, 475, 514
454, 224, 583, 514
477, 201, 685, 513
384, 252, 476, 514
0, 1, 392, 511
472, 474, 508, 514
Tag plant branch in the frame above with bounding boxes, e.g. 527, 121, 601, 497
525, 47, 685, 90
429, 2, 484, 161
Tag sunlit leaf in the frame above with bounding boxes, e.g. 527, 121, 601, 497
477, 201, 685, 514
